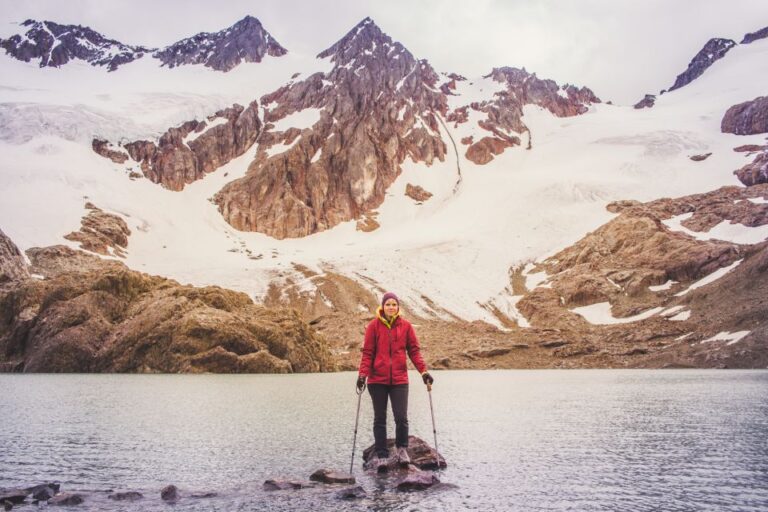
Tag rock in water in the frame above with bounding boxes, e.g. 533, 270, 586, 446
3, 500, 13, 511
26, 483, 59, 501
396, 471, 440, 491
309, 469, 355, 484
0, 491, 28, 505
48, 493, 84, 506
160, 485, 178, 502
362, 436, 447, 470
336, 486, 367, 499
108, 491, 143, 501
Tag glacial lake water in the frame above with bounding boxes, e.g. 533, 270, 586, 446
1, 370, 767, 511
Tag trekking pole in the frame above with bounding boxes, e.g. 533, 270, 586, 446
349, 378, 366, 475
427, 382, 440, 471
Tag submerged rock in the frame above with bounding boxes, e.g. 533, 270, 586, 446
108, 491, 143, 501
309, 469, 355, 484
27, 483, 59, 501
263, 479, 311, 491
48, 493, 84, 506
335, 485, 367, 499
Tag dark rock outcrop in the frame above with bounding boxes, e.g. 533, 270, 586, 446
634, 94, 656, 109
0, 19, 152, 71
214, 17, 448, 239
102, 103, 262, 191
667, 38, 736, 92
64, 203, 131, 257
741, 26, 768, 44
153, 16, 287, 72
92, 139, 128, 164
0, 244, 334, 373
0, 228, 29, 284
0, 491, 27, 505
690, 153, 712, 161
721, 96, 768, 135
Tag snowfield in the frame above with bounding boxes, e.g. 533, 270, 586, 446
1, 35, 767, 327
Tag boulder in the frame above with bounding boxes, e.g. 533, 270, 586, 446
48, 493, 84, 506
405, 184, 433, 202
634, 94, 656, 109
722, 96, 768, 135
396, 470, 440, 491
734, 151, 768, 186
362, 436, 447, 470
64, 203, 131, 257
309, 469, 355, 484
160, 485, 178, 502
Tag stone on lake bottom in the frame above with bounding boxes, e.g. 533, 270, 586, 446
309, 469, 355, 484
263, 479, 311, 491
48, 493, 85, 506
336, 485, 367, 500
108, 491, 143, 501
160, 485, 178, 502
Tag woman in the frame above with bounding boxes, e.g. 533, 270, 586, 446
356, 292, 434, 470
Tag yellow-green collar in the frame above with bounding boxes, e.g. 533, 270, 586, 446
376, 306, 399, 329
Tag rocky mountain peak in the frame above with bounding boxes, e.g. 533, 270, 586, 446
0, 19, 153, 71
153, 15, 287, 72
741, 25, 768, 44
317, 17, 410, 67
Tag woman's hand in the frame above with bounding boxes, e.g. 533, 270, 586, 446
356, 375, 366, 391
421, 372, 434, 385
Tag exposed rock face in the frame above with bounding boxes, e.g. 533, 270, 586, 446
0, 245, 334, 373
0, 228, 29, 284
741, 26, 768, 44
153, 16, 287, 72
666, 38, 736, 92
446, 67, 599, 164
64, 203, 131, 257
735, 151, 768, 186
214, 17, 448, 239
92, 139, 128, 164
405, 184, 433, 202
634, 94, 656, 109
98, 103, 262, 191
721, 96, 768, 135
0, 19, 153, 71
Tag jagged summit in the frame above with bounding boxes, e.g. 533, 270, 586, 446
153, 15, 287, 72
0, 19, 153, 71
317, 17, 411, 66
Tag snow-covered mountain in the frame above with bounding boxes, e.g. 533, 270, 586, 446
0, 15, 287, 72
1, 14, 767, 370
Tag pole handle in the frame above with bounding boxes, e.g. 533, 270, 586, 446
427, 383, 432, 392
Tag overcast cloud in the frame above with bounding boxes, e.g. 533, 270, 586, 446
0, 0, 766, 104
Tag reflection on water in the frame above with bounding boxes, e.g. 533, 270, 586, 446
1, 370, 767, 511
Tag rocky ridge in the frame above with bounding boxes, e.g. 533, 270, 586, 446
213, 17, 448, 238
64, 203, 131, 257
153, 15, 287, 71
0, 232, 334, 373
741, 26, 768, 45
0, 19, 153, 71
0, 227, 28, 284
666, 37, 736, 93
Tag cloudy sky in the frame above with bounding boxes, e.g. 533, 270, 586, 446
1, 0, 766, 104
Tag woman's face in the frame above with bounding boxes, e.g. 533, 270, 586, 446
383, 299, 399, 318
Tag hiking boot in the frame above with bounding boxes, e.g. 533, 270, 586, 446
368, 455, 389, 472
396, 446, 410, 465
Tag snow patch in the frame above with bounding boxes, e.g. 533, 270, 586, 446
571, 302, 663, 325
674, 259, 743, 296
700, 330, 750, 345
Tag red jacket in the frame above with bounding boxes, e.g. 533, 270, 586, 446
358, 308, 427, 385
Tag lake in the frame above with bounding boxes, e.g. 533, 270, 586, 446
1, 370, 767, 511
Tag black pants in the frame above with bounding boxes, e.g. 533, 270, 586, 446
368, 383, 409, 457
